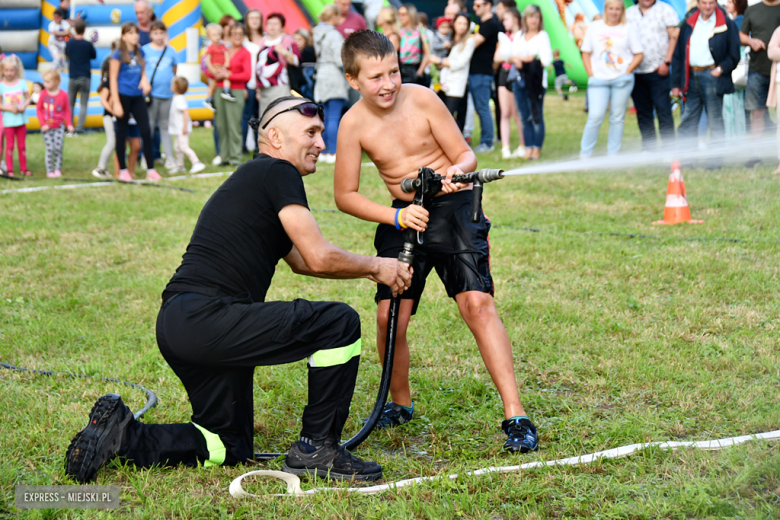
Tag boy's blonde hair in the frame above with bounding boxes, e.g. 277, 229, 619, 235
206, 23, 223, 36
172, 75, 189, 94
42, 69, 61, 84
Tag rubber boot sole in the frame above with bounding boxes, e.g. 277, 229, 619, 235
65, 393, 132, 483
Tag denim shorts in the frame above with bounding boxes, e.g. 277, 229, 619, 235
114, 121, 141, 139
745, 70, 771, 111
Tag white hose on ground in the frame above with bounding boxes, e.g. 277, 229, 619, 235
229, 429, 780, 498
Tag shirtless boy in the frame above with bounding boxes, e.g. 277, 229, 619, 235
333, 30, 538, 453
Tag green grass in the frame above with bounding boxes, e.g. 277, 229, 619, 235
1, 93, 779, 519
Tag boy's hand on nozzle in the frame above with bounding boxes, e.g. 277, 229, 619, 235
370, 258, 413, 296
442, 165, 470, 194
401, 205, 429, 232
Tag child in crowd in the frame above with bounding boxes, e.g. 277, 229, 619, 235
37, 70, 74, 178
203, 23, 233, 111
431, 17, 453, 59
142, 20, 178, 171
109, 22, 160, 181
93, 55, 115, 179
168, 76, 205, 174
65, 18, 96, 136
31, 82, 43, 105
0, 55, 30, 176
551, 49, 576, 100
48, 9, 71, 72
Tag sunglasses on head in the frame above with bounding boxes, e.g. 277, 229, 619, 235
256, 102, 325, 130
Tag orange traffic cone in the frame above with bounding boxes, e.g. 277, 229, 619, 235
652, 161, 704, 225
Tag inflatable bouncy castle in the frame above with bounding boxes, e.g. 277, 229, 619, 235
0, 0, 334, 129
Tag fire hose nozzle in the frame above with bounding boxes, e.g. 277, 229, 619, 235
476, 169, 504, 183
400, 178, 420, 193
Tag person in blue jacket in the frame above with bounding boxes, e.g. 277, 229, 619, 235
671, 0, 740, 167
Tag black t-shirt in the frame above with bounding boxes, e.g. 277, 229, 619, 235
65, 39, 97, 78
470, 16, 500, 75
301, 45, 316, 64
164, 154, 309, 302
741, 2, 780, 76
553, 60, 566, 77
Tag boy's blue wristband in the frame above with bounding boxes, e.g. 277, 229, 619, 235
394, 208, 401, 230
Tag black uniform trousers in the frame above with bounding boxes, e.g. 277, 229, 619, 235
117, 292, 362, 468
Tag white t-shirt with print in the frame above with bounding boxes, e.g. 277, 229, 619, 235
168, 94, 191, 135
581, 20, 643, 81
48, 20, 71, 46
626, 1, 679, 74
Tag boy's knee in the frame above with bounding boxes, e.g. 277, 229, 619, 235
461, 292, 495, 319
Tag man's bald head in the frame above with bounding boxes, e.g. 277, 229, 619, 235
256, 96, 325, 175
257, 97, 311, 138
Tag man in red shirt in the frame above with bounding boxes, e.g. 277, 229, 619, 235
335, 0, 367, 38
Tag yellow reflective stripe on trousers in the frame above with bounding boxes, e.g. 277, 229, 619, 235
308, 338, 361, 368
192, 422, 226, 467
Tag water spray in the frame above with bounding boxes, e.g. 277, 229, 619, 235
500, 134, 780, 178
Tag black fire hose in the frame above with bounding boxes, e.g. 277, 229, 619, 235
0, 361, 158, 420
254, 167, 504, 461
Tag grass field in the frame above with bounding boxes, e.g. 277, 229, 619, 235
1, 94, 779, 519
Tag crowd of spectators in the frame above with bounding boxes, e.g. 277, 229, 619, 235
2, 0, 780, 178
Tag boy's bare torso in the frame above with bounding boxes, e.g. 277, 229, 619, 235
343, 85, 465, 201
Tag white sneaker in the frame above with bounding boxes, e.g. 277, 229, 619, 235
189, 162, 206, 174
0, 160, 6, 173
140, 156, 148, 170
165, 160, 177, 172
501, 147, 512, 159
92, 167, 110, 179
326, 154, 337, 164
211, 155, 222, 166
511, 146, 526, 158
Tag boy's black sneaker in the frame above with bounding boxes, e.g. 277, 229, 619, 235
366, 401, 414, 430
220, 90, 237, 102
203, 98, 216, 111
283, 441, 383, 481
502, 417, 538, 453
65, 393, 133, 483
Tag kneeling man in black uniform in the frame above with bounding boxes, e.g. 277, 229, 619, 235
65, 97, 411, 483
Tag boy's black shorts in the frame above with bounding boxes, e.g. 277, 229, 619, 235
374, 190, 494, 315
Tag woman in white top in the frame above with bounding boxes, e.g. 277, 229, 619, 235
510, 5, 553, 160
429, 13, 475, 131
242, 10, 263, 153
494, 7, 525, 159
579, 0, 643, 158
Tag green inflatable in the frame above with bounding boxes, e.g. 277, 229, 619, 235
516, 0, 588, 87
201, 0, 242, 24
